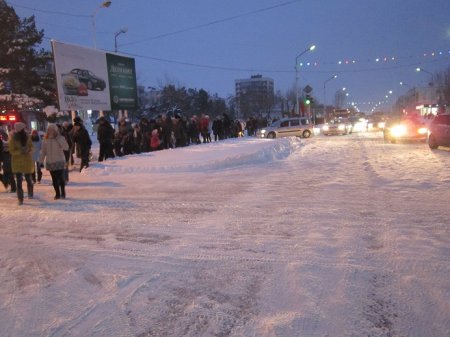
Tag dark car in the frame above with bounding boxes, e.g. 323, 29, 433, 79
66, 68, 106, 91
428, 113, 450, 149
383, 115, 428, 143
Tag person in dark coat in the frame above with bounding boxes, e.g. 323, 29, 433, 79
0, 136, 16, 193
222, 113, 232, 139
72, 121, 92, 172
212, 117, 223, 141
60, 121, 73, 182
173, 115, 188, 147
161, 115, 173, 149
139, 117, 152, 152
188, 116, 201, 145
116, 118, 132, 155
132, 123, 142, 154
97, 117, 115, 161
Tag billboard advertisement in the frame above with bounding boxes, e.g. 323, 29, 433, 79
52, 41, 137, 111
106, 54, 138, 111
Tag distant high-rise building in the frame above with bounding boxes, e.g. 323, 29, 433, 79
235, 75, 274, 119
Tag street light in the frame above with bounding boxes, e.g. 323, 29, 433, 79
295, 44, 316, 115
416, 67, 432, 76
114, 27, 128, 52
92, 1, 112, 48
416, 67, 434, 86
322, 74, 337, 124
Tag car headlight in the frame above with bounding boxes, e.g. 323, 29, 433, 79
338, 124, 345, 131
354, 122, 366, 131
260, 129, 266, 134
391, 124, 407, 137
418, 127, 428, 135
323, 125, 329, 131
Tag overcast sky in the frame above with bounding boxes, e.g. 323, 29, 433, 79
9, 0, 450, 111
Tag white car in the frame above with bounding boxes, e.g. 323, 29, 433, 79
322, 118, 353, 136
256, 117, 313, 139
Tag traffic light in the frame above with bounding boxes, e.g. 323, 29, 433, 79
305, 94, 313, 105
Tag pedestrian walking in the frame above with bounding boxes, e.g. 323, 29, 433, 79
40, 124, 69, 200
8, 122, 34, 205
60, 121, 73, 183
31, 130, 43, 184
72, 121, 92, 172
0, 136, 16, 193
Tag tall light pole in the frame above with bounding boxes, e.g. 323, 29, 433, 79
295, 44, 316, 115
323, 74, 337, 121
400, 81, 417, 109
114, 27, 128, 52
92, 1, 112, 48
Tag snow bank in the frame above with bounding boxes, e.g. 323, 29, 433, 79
88, 137, 303, 175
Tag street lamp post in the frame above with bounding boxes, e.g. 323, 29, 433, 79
92, 1, 112, 48
400, 81, 417, 106
323, 74, 337, 122
114, 27, 128, 52
295, 45, 316, 115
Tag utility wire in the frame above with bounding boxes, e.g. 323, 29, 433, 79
119, 50, 450, 74
121, 0, 304, 46
6, 1, 91, 18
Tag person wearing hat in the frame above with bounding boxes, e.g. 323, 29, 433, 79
40, 124, 69, 200
8, 122, 34, 205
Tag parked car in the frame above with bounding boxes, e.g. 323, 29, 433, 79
322, 118, 353, 136
367, 116, 387, 131
428, 113, 450, 149
256, 117, 313, 139
63, 68, 106, 91
383, 115, 428, 143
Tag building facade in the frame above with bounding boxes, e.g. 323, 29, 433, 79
235, 75, 274, 119
395, 85, 448, 116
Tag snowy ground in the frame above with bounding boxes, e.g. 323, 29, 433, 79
0, 132, 449, 337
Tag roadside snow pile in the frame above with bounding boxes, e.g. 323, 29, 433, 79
88, 137, 303, 175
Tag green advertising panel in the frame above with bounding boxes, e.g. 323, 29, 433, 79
106, 53, 138, 110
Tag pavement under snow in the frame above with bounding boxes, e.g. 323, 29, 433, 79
0, 132, 449, 337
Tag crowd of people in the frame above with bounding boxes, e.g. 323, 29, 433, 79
0, 113, 269, 205
95, 113, 268, 157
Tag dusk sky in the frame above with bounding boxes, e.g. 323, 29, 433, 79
9, 0, 450, 112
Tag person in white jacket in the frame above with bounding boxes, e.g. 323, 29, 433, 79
40, 124, 69, 200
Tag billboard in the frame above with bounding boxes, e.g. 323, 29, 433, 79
52, 41, 138, 111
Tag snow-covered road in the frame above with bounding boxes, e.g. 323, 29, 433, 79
1, 133, 449, 337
